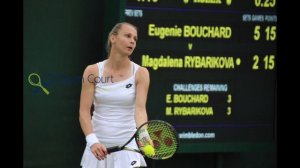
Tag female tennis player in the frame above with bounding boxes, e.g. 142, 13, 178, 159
79, 22, 150, 168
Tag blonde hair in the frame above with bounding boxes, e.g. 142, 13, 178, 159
106, 22, 138, 55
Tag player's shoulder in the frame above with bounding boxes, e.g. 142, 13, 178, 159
136, 64, 149, 76
136, 66, 150, 83
132, 61, 149, 74
84, 63, 99, 75
138, 66, 149, 74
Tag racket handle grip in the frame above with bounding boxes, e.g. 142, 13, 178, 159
107, 146, 121, 154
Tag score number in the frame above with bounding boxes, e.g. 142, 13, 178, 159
252, 55, 275, 70
254, 26, 276, 41
227, 94, 232, 116
254, 0, 276, 8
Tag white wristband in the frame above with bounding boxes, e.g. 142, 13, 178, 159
85, 133, 99, 148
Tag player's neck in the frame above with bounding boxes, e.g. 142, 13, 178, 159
106, 56, 131, 70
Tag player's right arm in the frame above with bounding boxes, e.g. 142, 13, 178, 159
79, 64, 97, 137
79, 64, 107, 159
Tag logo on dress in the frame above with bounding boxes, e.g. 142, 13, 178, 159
126, 83, 133, 88
131, 161, 137, 165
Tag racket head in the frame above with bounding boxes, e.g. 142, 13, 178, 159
135, 120, 179, 160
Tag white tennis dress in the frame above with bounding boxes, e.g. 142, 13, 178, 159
81, 60, 147, 168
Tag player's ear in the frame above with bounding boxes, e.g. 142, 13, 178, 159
110, 34, 116, 44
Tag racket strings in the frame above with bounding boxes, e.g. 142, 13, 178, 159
145, 121, 178, 159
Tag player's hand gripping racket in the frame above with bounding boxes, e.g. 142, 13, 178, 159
107, 120, 179, 160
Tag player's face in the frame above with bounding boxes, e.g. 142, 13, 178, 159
113, 24, 137, 56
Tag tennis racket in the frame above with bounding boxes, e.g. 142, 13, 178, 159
107, 120, 179, 160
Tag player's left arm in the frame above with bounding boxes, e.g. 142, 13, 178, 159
135, 67, 150, 128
